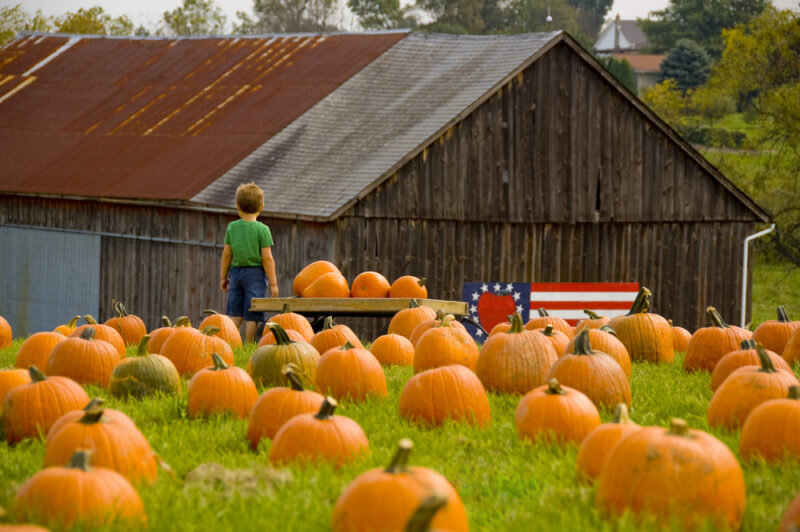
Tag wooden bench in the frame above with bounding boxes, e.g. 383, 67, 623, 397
250, 297, 469, 318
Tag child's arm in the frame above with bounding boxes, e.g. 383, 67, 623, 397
261, 246, 279, 297
220, 244, 233, 291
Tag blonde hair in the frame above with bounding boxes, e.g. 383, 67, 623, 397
235, 182, 263, 214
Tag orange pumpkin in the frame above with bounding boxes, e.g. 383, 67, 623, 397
475, 312, 558, 395
250, 323, 321, 388
303, 271, 350, 298
247, 364, 324, 450
563, 325, 631, 378
53, 315, 81, 336
684, 306, 753, 373
575, 309, 610, 332
161, 325, 234, 377
753, 305, 800, 355
351, 271, 391, 298
104, 301, 146, 346
2, 366, 89, 444
515, 378, 601, 445
331, 439, 469, 532
535, 324, 570, 357
268, 303, 314, 341
576, 404, 640, 482
70, 315, 126, 358
269, 396, 369, 467
781, 492, 800, 532
413, 315, 479, 374
524, 307, 574, 339
710, 339, 790, 391
408, 309, 467, 347
147, 315, 192, 354
707, 345, 800, 430
389, 275, 428, 299
293, 260, 341, 296
310, 316, 363, 355
488, 318, 512, 336
46, 398, 132, 444
369, 333, 414, 366
44, 402, 157, 484
740, 385, 800, 462
257, 326, 306, 347
14, 450, 146, 528
188, 353, 258, 419
316, 342, 388, 402
198, 309, 242, 348
608, 287, 673, 364
399, 364, 490, 428
0, 315, 11, 348
46, 327, 121, 388
388, 300, 437, 340
668, 319, 692, 353
14, 331, 66, 371
109, 335, 182, 399
0, 368, 30, 413
784, 327, 800, 365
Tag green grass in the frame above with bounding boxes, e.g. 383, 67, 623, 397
751, 258, 800, 326
1, 337, 799, 531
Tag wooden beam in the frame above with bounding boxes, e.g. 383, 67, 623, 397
250, 298, 468, 317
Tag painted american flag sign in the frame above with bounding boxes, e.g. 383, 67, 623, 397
462, 282, 639, 341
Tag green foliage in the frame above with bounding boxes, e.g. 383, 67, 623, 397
566, 0, 613, 40
54, 6, 134, 36
660, 38, 710, 93
163, 0, 227, 36
638, 0, 769, 58
234, 0, 339, 33
595, 55, 637, 95
0, 4, 52, 45
348, 0, 409, 30
642, 79, 686, 128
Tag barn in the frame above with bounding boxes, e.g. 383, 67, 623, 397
0, 30, 768, 336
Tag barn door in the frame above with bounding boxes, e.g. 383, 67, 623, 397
0, 226, 100, 336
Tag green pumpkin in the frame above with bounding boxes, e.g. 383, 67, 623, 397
248, 323, 320, 388
110, 335, 182, 399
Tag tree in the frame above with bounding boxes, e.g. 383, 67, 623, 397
660, 39, 710, 93
235, 0, 339, 33
348, 0, 408, 29
54, 6, 133, 35
638, 0, 768, 58
1, 4, 52, 45
163, 0, 227, 36
567, 0, 612, 40
596, 55, 637, 95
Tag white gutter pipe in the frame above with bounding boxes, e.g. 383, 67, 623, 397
741, 223, 775, 328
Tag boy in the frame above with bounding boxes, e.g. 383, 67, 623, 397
220, 182, 279, 342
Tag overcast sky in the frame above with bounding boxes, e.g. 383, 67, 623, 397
11, 0, 800, 31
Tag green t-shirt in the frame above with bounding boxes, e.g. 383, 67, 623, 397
224, 220, 274, 267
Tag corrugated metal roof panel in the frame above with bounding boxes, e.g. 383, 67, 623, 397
0, 32, 407, 200
192, 32, 561, 217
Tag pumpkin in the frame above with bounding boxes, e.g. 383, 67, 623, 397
405, 493, 452, 532
475, 312, 558, 394
160, 325, 234, 377
53, 315, 81, 336
753, 305, 800, 355
739, 385, 800, 462
43, 402, 157, 484
103, 300, 146, 346
546, 328, 631, 410
351, 271, 391, 298
413, 315, 479, 374
668, 319, 692, 353
488, 318, 512, 336
303, 271, 350, 298
46, 327, 121, 388
370, 333, 415, 366
14, 331, 66, 370
576, 404, 640, 483
515, 378, 601, 445
45, 398, 133, 444
0, 315, 11, 348
409, 309, 467, 347
524, 307, 574, 338
269, 396, 369, 467
257, 326, 307, 348
399, 364, 490, 427
388, 300, 437, 340
147, 315, 192, 353
109, 335, 181, 399
781, 492, 800, 532
535, 324, 570, 357
710, 339, 790, 391
563, 325, 631, 377
389, 275, 428, 299
575, 309, 610, 332
2, 366, 89, 444
707, 345, 800, 430
70, 315, 126, 358
188, 353, 258, 419
247, 364, 325, 450
310, 316, 363, 354
0, 368, 30, 412
331, 438, 469, 532
607, 287, 673, 364
683, 306, 753, 373
268, 303, 314, 341
293, 260, 341, 296
596, 418, 746, 530
784, 327, 800, 365
14, 450, 145, 528
198, 309, 242, 348
316, 341, 388, 402
250, 323, 320, 388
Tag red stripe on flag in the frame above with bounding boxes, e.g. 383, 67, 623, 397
530, 301, 635, 311
530, 282, 639, 292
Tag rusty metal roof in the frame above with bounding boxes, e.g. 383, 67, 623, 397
192, 31, 562, 218
0, 32, 407, 200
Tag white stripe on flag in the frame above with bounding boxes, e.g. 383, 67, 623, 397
530, 292, 638, 302
528, 309, 630, 321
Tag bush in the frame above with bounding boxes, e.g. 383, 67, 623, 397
680, 124, 746, 148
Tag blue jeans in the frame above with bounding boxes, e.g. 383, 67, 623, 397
226, 267, 267, 322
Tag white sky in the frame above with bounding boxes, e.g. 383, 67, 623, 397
8, 0, 800, 31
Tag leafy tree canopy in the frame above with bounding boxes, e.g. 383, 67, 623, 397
0, 4, 51, 45
596, 55, 637, 95
660, 38, 710, 93
54, 6, 134, 35
234, 0, 340, 33
163, 0, 227, 36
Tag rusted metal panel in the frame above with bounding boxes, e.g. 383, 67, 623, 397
0, 32, 407, 201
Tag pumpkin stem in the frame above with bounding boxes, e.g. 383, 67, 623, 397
282, 364, 305, 391
541, 324, 554, 336
788, 386, 799, 400
572, 328, 593, 356
135, 335, 152, 357
667, 418, 690, 437
777, 305, 790, 323
174, 316, 192, 327
434, 309, 446, 321
66, 450, 93, 472
323, 316, 336, 330
114, 300, 130, 317
80, 398, 107, 411
83, 314, 98, 325
280, 303, 292, 314
342, 341, 356, 350
202, 309, 220, 316
28, 365, 47, 383
545, 378, 566, 395
405, 492, 447, 532
385, 438, 413, 473
201, 326, 221, 336
161, 316, 172, 328
613, 404, 634, 424
740, 339, 756, 350
584, 309, 602, 320
417, 278, 427, 288
409, 299, 421, 309
80, 327, 97, 341
439, 315, 455, 328
67, 315, 80, 328
267, 322, 294, 345
79, 402, 106, 425
315, 396, 338, 420
506, 312, 524, 334
210, 353, 229, 371
627, 287, 651, 315
599, 325, 618, 337
706, 306, 730, 328
756, 344, 777, 373
537, 307, 550, 317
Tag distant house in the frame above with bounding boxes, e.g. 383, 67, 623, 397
594, 15, 650, 53
611, 53, 665, 93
